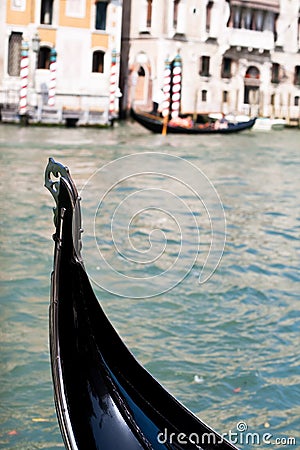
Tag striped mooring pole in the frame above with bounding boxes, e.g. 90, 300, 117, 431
109, 49, 117, 118
162, 58, 171, 135
171, 53, 182, 118
48, 48, 57, 107
19, 41, 29, 116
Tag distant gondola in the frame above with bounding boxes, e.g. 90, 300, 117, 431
45, 157, 239, 450
130, 107, 256, 134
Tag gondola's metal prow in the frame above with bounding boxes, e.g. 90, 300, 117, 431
47, 161, 80, 450
45, 157, 70, 226
45, 158, 83, 261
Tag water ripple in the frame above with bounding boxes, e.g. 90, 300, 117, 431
0, 124, 299, 448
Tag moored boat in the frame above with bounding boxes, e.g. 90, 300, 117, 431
45, 157, 239, 450
253, 117, 286, 131
130, 108, 256, 134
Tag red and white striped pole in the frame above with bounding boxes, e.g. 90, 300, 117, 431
109, 49, 117, 118
48, 48, 57, 107
171, 53, 182, 118
162, 58, 171, 135
19, 41, 29, 116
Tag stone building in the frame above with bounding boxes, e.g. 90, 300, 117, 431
0, 0, 122, 125
0, 0, 299, 124
128, 0, 300, 121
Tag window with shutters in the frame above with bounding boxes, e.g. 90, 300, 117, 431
271, 63, 280, 84
40, 0, 54, 24
8, 32, 22, 76
199, 56, 210, 77
221, 57, 232, 78
95, 1, 109, 30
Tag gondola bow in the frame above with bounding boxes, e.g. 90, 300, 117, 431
45, 158, 239, 450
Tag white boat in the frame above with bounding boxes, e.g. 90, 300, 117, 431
253, 118, 286, 131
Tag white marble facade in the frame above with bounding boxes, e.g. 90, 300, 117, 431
129, 0, 300, 119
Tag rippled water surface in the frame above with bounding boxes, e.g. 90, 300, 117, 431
0, 122, 299, 449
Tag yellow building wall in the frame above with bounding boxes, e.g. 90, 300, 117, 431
91, 33, 109, 49
6, 0, 35, 25
37, 28, 57, 46
30, 0, 36, 23
59, 0, 92, 28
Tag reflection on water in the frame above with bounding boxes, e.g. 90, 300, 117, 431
0, 123, 299, 449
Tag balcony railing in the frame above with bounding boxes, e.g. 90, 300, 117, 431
225, 28, 274, 51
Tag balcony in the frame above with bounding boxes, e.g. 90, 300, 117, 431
225, 28, 274, 51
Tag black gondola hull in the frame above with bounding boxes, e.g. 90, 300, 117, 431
130, 108, 256, 134
46, 158, 239, 450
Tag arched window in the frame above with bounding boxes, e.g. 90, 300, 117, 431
92, 50, 105, 73
223, 90, 228, 103
134, 65, 148, 103
245, 66, 260, 79
244, 67, 260, 104
233, 6, 241, 28
38, 46, 51, 69
255, 10, 264, 31
95, 1, 109, 30
201, 90, 207, 102
138, 66, 145, 77
8, 32, 22, 76
270, 93, 275, 105
242, 8, 252, 29
295, 96, 299, 106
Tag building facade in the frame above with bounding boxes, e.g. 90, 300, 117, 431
0, 0, 122, 124
128, 0, 300, 121
0, 0, 299, 124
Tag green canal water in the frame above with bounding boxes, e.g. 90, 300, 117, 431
0, 122, 299, 449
